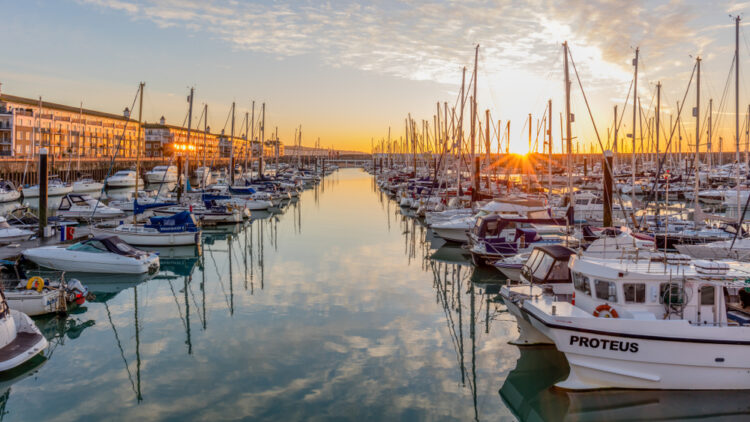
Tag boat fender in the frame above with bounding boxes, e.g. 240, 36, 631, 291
26, 276, 45, 292
571, 291, 575, 306
593, 303, 618, 318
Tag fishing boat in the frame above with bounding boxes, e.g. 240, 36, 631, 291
22, 177, 73, 197
92, 211, 201, 246
0, 217, 33, 244
22, 235, 160, 274
517, 254, 750, 390
56, 193, 126, 220
145, 165, 178, 184
72, 176, 104, 194
105, 170, 142, 188
0, 182, 21, 203
0, 293, 47, 372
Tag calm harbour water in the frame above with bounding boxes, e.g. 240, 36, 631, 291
5, 168, 750, 421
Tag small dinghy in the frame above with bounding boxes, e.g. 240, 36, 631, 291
0, 292, 47, 372
22, 235, 160, 274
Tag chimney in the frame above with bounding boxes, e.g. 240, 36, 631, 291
123, 107, 130, 118
159, 115, 165, 125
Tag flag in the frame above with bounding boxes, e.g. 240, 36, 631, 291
60, 226, 75, 241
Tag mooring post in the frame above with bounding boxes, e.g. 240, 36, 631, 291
38, 148, 48, 238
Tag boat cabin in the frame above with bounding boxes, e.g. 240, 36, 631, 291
569, 255, 750, 326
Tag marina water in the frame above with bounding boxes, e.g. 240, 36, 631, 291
4, 169, 748, 421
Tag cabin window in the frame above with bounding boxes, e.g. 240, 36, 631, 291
58, 197, 71, 210
533, 254, 555, 279
700, 285, 715, 306
594, 279, 617, 302
548, 260, 569, 280
623, 283, 646, 303
572, 272, 591, 296
526, 250, 542, 271
575, 199, 589, 205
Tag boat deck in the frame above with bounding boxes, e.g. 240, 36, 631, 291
0, 332, 43, 361
0, 227, 92, 261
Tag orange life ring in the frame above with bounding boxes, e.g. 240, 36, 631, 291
593, 303, 619, 318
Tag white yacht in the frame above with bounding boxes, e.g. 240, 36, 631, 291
72, 177, 104, 194
22, 177, 73, 197
106, 170, 142, 188
0, 217, 33, 244
145, 165, 178, 184
194, 167, 214, 186
514, 254, 750, 390
56, 193, 126, 220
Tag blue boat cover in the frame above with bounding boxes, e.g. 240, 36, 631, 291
147, 211, 199, 233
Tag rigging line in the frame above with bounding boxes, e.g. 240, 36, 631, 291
616, 77, 634, 134
708, 54, 736, 141
567, 46, 635, 230
637, 62, 698, 226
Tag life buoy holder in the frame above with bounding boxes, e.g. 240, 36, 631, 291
593, 303, 619, 318
26, 276, 45, 292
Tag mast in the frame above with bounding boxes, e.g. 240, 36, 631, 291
736, 15, 742, 221
134, 82, 144, 225
259, 103, 265, 178
203, 104, 208, 187
656, 82, 661, 163
631, 47, 639, 195
230, 101, 236, 185
563, 42, 573, 204
250, 101, 255, 180
613, 105, 618, 171
548, 99, 553, 195
186, 87, 194, 192
470, 45, 479, 202
694, 57, 701, 206
244, 111, 250, 173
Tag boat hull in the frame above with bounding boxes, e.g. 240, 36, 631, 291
92, 227, 200, 246
23, 247, 159, 274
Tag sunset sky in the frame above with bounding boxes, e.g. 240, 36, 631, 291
3, 1, 750, 153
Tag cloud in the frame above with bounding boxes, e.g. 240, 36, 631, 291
78, 0, 702, 88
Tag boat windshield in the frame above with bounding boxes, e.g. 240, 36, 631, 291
67, 240, 109, 253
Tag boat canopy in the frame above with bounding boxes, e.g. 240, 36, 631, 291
147, 211, 199, 233
72, 235, 147, 257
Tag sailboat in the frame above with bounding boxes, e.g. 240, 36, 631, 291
93, 84, 201, 246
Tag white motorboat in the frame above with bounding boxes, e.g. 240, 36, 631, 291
194, 167, 214, 186
0, 302, 47, 372
106, 170, 142, 188
22, 177, 73, 197
92, 212, 201, 246
145, 165, 178, 184
676, 238, 750, 261
56, 193, 126, 220
0, 181, 21, 203
216, 197, 273, 211
23, 236, 160, 274
516, 254, 750, 390
72, 177, 104, 193
0, 217, 33, 244
107, 190, 175, 212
